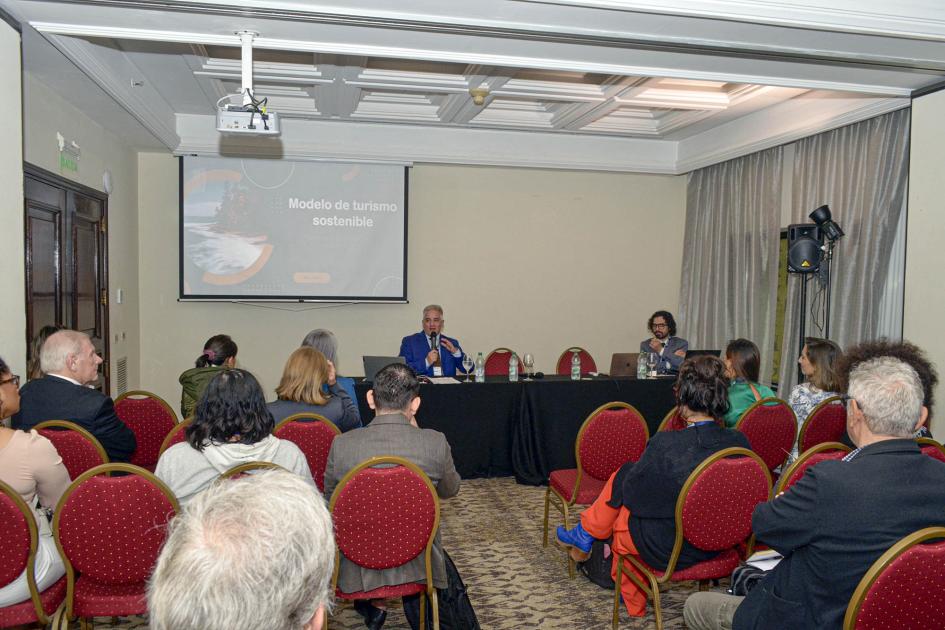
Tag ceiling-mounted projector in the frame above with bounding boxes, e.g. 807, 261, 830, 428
216, 30, 281, 137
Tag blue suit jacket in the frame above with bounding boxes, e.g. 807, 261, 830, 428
639, 336, 689, 373
399, 332, 467, 377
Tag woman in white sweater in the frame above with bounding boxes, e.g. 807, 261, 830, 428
156, 368, 314, 505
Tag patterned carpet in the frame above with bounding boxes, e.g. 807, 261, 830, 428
74, 477, 723, 629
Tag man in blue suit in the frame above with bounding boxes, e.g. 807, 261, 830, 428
399, 304, 468, 377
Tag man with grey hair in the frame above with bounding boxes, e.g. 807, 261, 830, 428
12, 329, 135, 461
148, 469, 334, 630
684, 354, 945, 630
399, 304, 467, 377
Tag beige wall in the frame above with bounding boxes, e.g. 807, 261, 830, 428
0, 21, 25, 377
139, 154, 686, 409
21, 75, 141, 396
904, 89, 945, 436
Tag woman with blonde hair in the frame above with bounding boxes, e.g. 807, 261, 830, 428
268, 347, 361, 433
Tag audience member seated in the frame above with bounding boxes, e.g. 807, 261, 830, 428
268, 347, 361, 433
12, 330, 136, 462
156, 368, 313, 505
788, 337, 842, 456
639, 310, 689, 375
723, 338, 776, 428
684, 353, 945, 630
324, 362, 461, 629
0, 355, 71, 607
148, 469, 334, 630
178, 334, 238, 419
26, 324, 63, 381
837, 338, 938, 441
301, 328, 360, 419
399, 304, 468, 377
556, 356, 751, 619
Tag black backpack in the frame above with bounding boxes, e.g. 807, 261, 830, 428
403, 550, 480, 630
577, 536, 616, 590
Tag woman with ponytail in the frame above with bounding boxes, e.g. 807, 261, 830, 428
179, 334, 238, 418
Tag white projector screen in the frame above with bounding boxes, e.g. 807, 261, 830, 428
179, 156, 408, 302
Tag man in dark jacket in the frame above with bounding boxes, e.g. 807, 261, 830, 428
684, 355, 945, 630
13, 330, 136, 462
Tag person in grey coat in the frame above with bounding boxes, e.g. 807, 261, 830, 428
324, 362, 460, 629
639, 310, 689, 374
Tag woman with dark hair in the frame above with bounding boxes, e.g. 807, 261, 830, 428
178, 334, 238, 418
723, 338, 775, 427
268, 347, 361, 432
156, 368, 313, 505
789, 337, 842, 454
556, 356, 751, 619
26, 324, 64, 381
0, 355, 71, 606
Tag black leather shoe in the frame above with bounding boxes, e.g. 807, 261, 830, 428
353, 600, 387, 630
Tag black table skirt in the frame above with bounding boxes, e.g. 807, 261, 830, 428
354, 376, 676, 485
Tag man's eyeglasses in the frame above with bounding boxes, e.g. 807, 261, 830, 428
652, 323, 669, 329
0, 374, 21, 388
841, 394, 855, 407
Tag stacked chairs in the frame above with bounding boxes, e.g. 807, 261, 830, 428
34, 421, 109, 479
114, 390, 178, 472
484, 348, 523, 376
843, 527, 945, 629
0, 481, 66, 628
612, 448, 771, 630
735, 398, 797, 475
543, 402, 649, 578
50, 464, 178, 630
273, 413, 341, 492
555, 347, 597, 376
329, 456, 441, 630
797, 396, 846, 453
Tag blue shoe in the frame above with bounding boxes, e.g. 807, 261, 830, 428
556, 522, 594, 559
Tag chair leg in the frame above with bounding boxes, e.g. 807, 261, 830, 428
420, 591, 426, 630
80, 618, 92, 630
652, 579, 663, 630
431, 588, 440, 630
698, 579, 709, 591
542, 485, 552, 547
562, 502, 577, 579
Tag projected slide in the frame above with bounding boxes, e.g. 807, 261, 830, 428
180, 157, 407, 301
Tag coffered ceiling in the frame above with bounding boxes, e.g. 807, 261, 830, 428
5, 0, 945, 173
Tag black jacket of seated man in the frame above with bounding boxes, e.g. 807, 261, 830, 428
733, 439, 945, 630
13, 375, 137, 463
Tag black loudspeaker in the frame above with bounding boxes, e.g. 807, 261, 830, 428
787, 224, 823, 273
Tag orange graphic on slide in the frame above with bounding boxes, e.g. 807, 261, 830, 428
201, 243, 274, 285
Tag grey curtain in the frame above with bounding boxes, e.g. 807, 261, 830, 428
679, 147, 783, 383
776, 108, 911, 396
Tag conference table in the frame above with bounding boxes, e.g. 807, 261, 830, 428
353, 375, 676, 485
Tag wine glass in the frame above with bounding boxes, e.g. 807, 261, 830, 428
523, 353, 535, 379
462, 354, 474, 382
646, 352, 659, 377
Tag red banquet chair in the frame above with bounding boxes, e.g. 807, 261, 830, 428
218, 461, 287, 480
735, 398, 797, 474
114, 390, 178, 471
34, 421, 109, 480
917, 438, 945, 464
273, 413, 341, 492
158, 419, 191, 457
50, 463, 179, 630
484, 348, 523, 377
329, 456, 441, 630
555, 347, 598, 376
797, 396, 846, 454
613, 448, 771, 630
657, 406, 686, 432
543, 402, 649, 577
773, 442, 851, 496
843, 526, 945, 630
0, 480, 66, 628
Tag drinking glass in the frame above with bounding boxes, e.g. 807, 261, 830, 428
647, 352, 659, 377
462, 354, 474, 382
523, 353, 535, 379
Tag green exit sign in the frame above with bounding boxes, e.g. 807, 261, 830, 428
60, 153, 78, 172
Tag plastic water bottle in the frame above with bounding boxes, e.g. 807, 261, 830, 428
637, 353, 648, 379
571, 351, 581, 380
475, 352, 485, 383
509, 352, 519, 382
